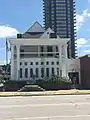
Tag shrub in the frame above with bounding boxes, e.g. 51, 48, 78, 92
36, 76, 72, 85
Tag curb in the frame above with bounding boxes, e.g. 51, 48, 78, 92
0, 90, 90, 97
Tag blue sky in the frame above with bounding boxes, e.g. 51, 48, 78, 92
0, 0, 90, 64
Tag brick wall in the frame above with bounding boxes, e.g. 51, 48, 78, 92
80, 55, 90, 89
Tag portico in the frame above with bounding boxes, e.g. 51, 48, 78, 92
9, 38, 69, 81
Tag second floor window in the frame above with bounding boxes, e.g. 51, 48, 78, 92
46, 61, 49, 65
20, 62, 22, 66
47, 46, 53, 52
36, 62, 38, 65
25, 62, 27, 66
41, 62, 44, 65
30, 62, 33, 65
51, 62, 54, 65
57, 61, 59, 65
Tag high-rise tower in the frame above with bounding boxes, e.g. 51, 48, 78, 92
43, 0, 76, 58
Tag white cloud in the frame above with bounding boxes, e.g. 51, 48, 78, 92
84, 50, 90, 53
0, 24, 19, 65
0, 60, 6, 65
85, 45, 90, 47
0, 58, 10, 65
0, 25, 19, 38
76, 38, 87, 48
76, 9, 90, 30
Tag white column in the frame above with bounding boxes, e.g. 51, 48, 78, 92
44, 46, 47, 52
54, 67, 57, 76
53, 46, 56, 52
28, 67, 29, 80
16, 45, 20, 80
62, 63, 66, 77
61, 44, 68, 78
11, 45, 14, 80
65, 44, 68, 78
58, 45, 62, 75
49, 66, 52, 78
38, 67, 41, 79
53, 46, 56, 57
64, 44, 68, 59
22, 66, 24, 80
44, 66, 46, 78
44, 45, 47, 57
38, 46, 40, 57
33, 67, 35, 76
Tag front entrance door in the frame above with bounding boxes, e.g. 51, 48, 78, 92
68, 72, 79, 84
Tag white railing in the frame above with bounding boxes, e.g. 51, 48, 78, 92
20, 55, 59, 59
19, 52, 59, 54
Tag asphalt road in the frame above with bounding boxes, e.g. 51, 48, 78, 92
0, 95, 90, 120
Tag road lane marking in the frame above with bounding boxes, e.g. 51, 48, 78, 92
7, 115, 90, 120
0, 102, 90, 108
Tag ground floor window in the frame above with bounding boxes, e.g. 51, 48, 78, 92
68, 72, 79, 84
57, 68, 59, 76
20, 68, 22, 78
36, 68, 38, 78
46, 68, 49, 77
52, 67, 54, 75
25, 68, 28, 78
30, 68, 33, 78
60, 70, 62, 77
41, 68, 44, 78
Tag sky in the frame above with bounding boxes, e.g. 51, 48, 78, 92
0, 0, 90, 65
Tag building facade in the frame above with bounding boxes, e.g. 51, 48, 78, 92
8, 22, 80, 84
43, 0, 76, 58
79, 55, 90, 89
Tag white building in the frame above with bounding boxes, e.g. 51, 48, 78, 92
8, 22, 80, 84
